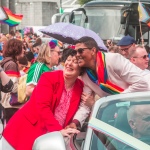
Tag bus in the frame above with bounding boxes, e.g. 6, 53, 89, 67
61, 0, 150, 44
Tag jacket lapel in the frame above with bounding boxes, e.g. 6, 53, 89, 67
64, 79, 83, 127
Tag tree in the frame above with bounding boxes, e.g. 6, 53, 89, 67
78, 0, 93, 5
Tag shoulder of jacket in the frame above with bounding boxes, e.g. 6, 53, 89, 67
42, 70, 63, 79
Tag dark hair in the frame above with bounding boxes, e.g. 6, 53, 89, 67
17, 56, 28, 66
61, 48, 77, 62
33, 33, 38, 38
33, 38, 42, 47
62, 48, 85, 75
9, 30, 15, 36
74, 36, 99, 51
3, 39, 23, 60
25, 51, 34, 62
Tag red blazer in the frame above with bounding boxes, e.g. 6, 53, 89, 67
3, 70, 83, 150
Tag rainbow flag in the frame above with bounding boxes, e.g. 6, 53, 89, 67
86, 51, 124, 95
0, 7, 23, 27
138, 2, 150, 27
0, 7, 8, 20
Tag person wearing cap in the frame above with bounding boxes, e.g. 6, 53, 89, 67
117, 35, 136, 58
26, 40, 61, 97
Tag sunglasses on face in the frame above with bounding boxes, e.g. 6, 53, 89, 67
75, 47, 92, 54
133, 55, 149, 59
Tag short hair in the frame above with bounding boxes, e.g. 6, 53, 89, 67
33, 33, 38, 38
62, 48, 85, 75
33, 38, 42, 47
127, 106, 136, 121
128, 45, 145, 59
17, 56, 28, 66
9, 30, 15, 36
3, 39, 23, 61
25, 51, 34, 62
74, 36, 99, 51
36, 42, 51, 64
60, 48, 77, 63
109, 45, 119, 53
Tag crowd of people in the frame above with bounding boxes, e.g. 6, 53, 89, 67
0, 29, 150, 150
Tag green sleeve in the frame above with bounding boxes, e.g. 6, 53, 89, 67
26, 62, 43, 85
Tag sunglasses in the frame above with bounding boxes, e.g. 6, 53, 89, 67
133, 55, 149, 59
75, 47, 92, 54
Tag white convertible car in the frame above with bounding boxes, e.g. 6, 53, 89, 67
32, 92, 150, 150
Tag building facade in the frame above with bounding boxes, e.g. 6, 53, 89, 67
0, 0, 59, 33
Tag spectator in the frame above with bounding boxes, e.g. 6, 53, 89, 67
23, 51, 35, 74
8, 30, 15, 40
32, 33, 38, 41
15, 30, 22, 40
106, 39, 113, 49
1, 39, 25, 122
128, 46, 149, 70
17, 56, 28, 76
26, 40, 61, 97
117, 35, 136, 58
32, 38, 42, 59
0, 65, 14, 111
109, 45, 120, 53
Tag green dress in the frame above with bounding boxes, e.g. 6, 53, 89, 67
26, 62, 52, 86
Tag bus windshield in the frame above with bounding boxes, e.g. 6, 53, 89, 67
84, 6, 124, 40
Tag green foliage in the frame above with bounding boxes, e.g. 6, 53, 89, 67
78, 0, 93, 5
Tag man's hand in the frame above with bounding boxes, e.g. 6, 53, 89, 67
65, 123, 77, 129
81, 92, 95, 109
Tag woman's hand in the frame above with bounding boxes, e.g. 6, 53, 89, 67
81, 92, 95, 109
26, 84, 35, 97
60, 128, 80, 138
65, 123, 77, 129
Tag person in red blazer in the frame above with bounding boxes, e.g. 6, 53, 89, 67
2, 49, 84, 150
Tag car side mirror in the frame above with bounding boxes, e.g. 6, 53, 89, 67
32, 131, 66, 150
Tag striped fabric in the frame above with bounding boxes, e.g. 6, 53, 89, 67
5, 70, 20, 78
26, 62, 52, 86
0, 7, 23, 27
32, 63, 43, 84
86, 51, 124, 94
138, 2, 150, 27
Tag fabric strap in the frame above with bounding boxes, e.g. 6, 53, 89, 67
86, 51, 124, 94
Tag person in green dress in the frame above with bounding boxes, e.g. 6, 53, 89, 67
26, 41, 61, 96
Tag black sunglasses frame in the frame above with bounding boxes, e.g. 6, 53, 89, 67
75, 47, 92, 54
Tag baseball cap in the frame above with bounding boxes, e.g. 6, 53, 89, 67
117, 35, 136, 46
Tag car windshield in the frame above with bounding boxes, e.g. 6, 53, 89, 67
89, 99, 150, 150
84, 6, 123, 40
